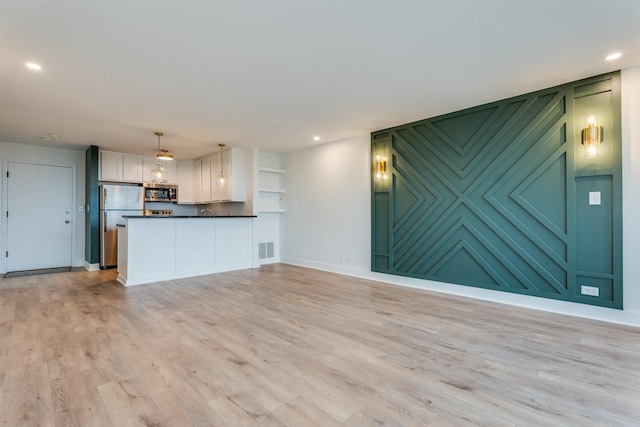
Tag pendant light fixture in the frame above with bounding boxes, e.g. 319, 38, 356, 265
155, 131, 173, 161
151, 131, 171, 183
218, 143, 226, 188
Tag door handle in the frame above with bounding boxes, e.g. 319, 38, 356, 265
65, 220, 71, 224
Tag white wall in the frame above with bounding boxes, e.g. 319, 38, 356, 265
621, 66, 640, 316
282, 135, 371, 273
282, 66, 640, 327
0, 141, 86, 271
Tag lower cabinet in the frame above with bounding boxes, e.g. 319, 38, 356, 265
117, 217, 255, 286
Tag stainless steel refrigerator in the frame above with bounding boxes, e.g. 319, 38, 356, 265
100, 184, 144, 268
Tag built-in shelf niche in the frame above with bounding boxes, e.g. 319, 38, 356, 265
257, 154, 286, 213
256, 151, 285, 265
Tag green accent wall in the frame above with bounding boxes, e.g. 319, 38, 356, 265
371, 72, 622, 309
85, 145, 100, 264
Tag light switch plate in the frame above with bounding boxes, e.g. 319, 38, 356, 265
589, 191, 601, 205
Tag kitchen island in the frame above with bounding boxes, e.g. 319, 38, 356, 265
117, 215, 257, 286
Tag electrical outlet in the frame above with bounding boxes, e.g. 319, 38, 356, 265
581, 285, 600, 297
589, 192, 601, 206
344, 256, 352, 262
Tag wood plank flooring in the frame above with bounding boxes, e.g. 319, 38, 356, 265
0, 264, 638, 426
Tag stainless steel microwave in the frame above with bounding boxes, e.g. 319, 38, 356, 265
143, 183, 178, 202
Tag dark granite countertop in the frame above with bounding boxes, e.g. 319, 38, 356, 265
122, 215, 257, 219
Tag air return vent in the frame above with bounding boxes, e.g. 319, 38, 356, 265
258, 242, 275, 260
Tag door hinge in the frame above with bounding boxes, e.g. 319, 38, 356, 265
5, 251, 7, 258
6, 171, 8, 178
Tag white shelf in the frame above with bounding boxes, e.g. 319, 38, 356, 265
258, 167, 286, 174
259, 209, 286, 213
258, 188, 286, 193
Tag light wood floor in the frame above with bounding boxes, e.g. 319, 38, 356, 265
0, 264, 638, 426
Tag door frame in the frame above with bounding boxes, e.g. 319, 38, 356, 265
1, 159, 78, 273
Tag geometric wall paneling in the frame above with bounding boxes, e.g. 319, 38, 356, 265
372, 72, 622, 308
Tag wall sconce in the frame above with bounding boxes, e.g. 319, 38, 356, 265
374, 154, 388, 181
582, 113, 603, 159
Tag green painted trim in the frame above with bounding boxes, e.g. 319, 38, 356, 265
85, 145, 100, 264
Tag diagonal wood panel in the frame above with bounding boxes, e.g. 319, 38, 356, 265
372, 72, 622, 308
388, 90, 571, 296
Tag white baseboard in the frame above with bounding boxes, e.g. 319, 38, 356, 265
84, 261, 100, 271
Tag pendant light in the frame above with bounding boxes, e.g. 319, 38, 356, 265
218, 143, 226, 188
155, 131, 173, 161
151, 132, 171, 183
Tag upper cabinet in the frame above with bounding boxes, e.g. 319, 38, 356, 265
213, 147, 246, 202
99, 150, 176, 184
194, 147, 246, 203
177, 160, 195, 204
99, 147, 246, 204
123, 154, 143, 182
99, 151, 124, 182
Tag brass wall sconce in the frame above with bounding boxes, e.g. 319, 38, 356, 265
374, 154, 388, 181
582, 114, 603, 159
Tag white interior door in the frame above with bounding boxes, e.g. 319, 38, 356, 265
6, 162, 74, 271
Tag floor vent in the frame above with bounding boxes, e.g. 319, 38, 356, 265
4, 266, 71, 278
258, 242, 275, 259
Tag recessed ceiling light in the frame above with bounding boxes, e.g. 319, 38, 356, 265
25, 62, 43, 71
41, 134, 60, 141
313, 136, 320, 141
605, 52, 622, 61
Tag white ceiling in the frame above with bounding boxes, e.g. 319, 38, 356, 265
1, 1, 639, 159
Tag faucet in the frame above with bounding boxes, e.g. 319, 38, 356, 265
200, 208, 214, 217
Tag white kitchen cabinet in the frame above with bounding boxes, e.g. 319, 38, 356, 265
193, 157, 211, 203
122, 154, 143, 182
117, 217, 255, 286
100, 151, 143, 183
99, 151, 123, 181
210, 147, 245, 202
193, 158, 202, 203
100, 150, 177, 184
177, 159, 195, 204
201, 156, 212, 203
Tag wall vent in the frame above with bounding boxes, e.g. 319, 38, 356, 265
259, 242, 275, 259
